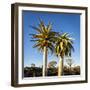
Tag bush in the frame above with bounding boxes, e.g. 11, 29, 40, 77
24, 66, 80, 77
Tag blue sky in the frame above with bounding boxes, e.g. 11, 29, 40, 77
22, 11, 80, 67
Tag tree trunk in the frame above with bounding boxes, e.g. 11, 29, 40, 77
43, 46, 47, 77
69, 65, 72, 75
58, 56, 63, 76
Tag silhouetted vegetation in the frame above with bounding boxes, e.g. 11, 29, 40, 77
24, 65, 80, 77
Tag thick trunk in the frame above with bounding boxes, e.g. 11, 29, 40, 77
58, 56, 63, 76
43, 46, 47, 77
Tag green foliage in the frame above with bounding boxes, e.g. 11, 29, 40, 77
48, 61, 57, 68
31, 63, 35, 67
24, 66, 80, 77
55, 33, 74, 58
30, 18, 74, 57
30, 18, 58, 54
